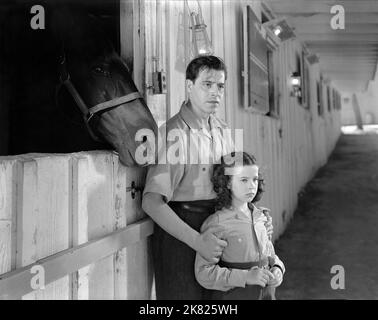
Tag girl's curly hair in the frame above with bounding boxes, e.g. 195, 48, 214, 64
212, 151, 265, 211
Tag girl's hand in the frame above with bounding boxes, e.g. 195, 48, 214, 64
246, 267, 274, 287
267, 267, 283, 287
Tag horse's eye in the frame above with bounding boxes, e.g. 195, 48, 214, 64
92, 66, 110, 77
93, 67, 104, 74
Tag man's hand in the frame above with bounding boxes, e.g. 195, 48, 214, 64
261, 207, 273, 239
194, 226, 227, 263
267, 267, 283, 288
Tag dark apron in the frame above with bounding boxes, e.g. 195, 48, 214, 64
209, 259, 276, 300
152, 200, 216, 300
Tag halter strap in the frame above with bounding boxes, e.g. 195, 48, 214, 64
87, 92, 142, 120
62, 76, 90, 118
59, 60, 142, 142
60, 75, 101, 141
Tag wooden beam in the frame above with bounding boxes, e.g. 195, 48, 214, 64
288, 13, 378, 25
322, 74, 373, 82
299, 34, 378, 42
322, 67, 374, 73
294, 24, 378, 34
320, 57, 377, 63
324, 72, 372, 77
120, 0, 134, 73
352, 93, 364, 129
314, 47, 378, 53
0, 218, 154, 300
0, 159, 18, 274
267, 1, 378, 14
321, 58, 378, 63
321, 67, 374, 73
314, 50, 378, 56
309, 42, 378, 48
17, 156, 72, 299
319, 53, 378, 58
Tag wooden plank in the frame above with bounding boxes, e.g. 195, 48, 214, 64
167, 0, 187, 118
0, 219, 154, 300
0, 221, 11, 275
223, 0, 236, 127
120, 0, 134, 71
145, 0, 168, 124
0, 159, 18, 274
125, 238, 154, 299
71, 155, 90, 300
112, 155, 127, 300
267, 0, 378, 14
289, 13, 378, 25
17, 155, 71, 300
124, 166, 153, 299
211, 0, 225, 121
298, 34, 378, 42
318, 54, 378, 59
295, 23, 378, 34
135, 0, 146, 94
72, 152, 115, 300
0, 159, 16, 221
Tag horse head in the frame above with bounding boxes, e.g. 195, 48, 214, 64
54, 7, 158, 166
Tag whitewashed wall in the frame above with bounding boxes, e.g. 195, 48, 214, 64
142, 0, 341, 238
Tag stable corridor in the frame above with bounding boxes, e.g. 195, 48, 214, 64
275, 132, 378, 299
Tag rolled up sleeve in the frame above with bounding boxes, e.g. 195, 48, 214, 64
142, 125, 185, 202
143, 162, 184, 203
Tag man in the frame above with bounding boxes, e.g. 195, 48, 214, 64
142, 55, 272, 299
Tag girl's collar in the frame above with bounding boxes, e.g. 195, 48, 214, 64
228, 204, 253, 220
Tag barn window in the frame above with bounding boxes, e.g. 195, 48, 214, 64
243, 5, 278, 117
327, 86, 332, 112
336, 91, 341, 110
266, 40, 279, 116
332, 88, 339, 110
316, 80, 324, 117
301, 51, 310, 109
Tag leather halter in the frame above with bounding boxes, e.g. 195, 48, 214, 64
58, 54, 142, 142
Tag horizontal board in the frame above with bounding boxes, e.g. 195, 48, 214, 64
0, 218, 154, 300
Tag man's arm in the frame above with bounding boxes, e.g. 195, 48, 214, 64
142, 192, 227, 263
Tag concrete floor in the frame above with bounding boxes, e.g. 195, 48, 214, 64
274, 132, 378, 299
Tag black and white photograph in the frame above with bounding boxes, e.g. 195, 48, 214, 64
0, 0, 377, 304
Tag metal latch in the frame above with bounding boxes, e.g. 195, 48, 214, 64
126, 181, 143, 199
152, 71, 167, 94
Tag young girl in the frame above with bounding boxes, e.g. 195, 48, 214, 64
195, 152, 285, 300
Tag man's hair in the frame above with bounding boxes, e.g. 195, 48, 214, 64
211, 151, 265, 211
185, 55, 227, 82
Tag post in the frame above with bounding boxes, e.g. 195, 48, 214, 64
352, 93, 364, 130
